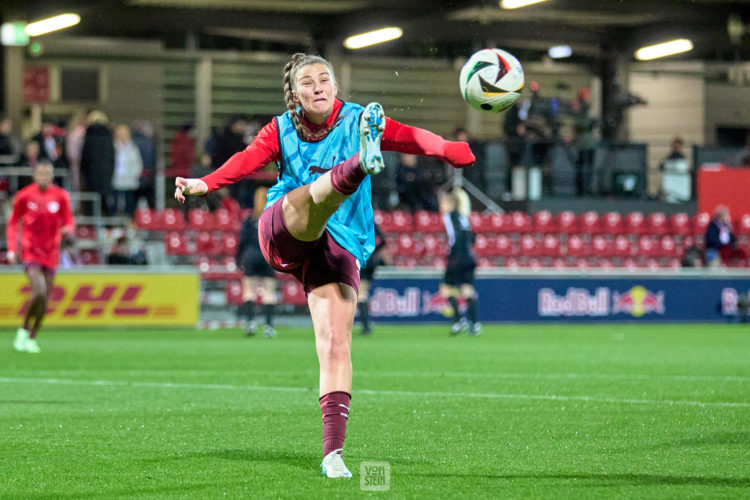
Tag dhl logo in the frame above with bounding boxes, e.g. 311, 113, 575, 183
4, 284, 178, 319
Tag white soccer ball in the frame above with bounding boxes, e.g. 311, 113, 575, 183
459, 48, 524, 113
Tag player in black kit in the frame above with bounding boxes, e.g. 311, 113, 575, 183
357, 223, 386, 335
439, 189, 481, 336
237, 187, 278, 337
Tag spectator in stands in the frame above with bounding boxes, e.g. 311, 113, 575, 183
396, 153, 434, 212
0, 116, 22, 160
175, 52, 474, 477
213, 117, 257, 208
107, 235, 147, 265
112, 124, 144, 218
681, 245, 703, 268
169, 125, 195, 178
59, 238, 81, 269
32, 121, 67, 169
81, 110, 115, 215
65, 111, 87, 193
572, 88, 597, 196
439, 188, 480, 336
727, 134, 750, 167
705, 205, 747, 267
357, 223, 387, 336
237, 186, 278, 337
132, 119, 157, 209
660, 137, 686, 167
6, 160, 74, 353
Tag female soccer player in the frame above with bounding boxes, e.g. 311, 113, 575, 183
439, 188, 481, 336
7, 160, 75, 353
175, 53, 474, 478
237, 186, 278, 337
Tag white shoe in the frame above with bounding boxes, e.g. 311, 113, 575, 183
321, 449, 352, 478
14, 328, 29, 352
450, 317, 469, 335
470, 322, 482, 336
359, 103, 385, 175
25, 338, 41, 353
263, 325, 277, 338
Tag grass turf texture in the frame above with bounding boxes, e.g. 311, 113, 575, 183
0, 324, 748, 499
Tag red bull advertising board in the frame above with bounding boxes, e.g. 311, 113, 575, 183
365, 270, 750, 323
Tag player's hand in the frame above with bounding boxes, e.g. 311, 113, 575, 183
6, 251, 16, 265
61, 226, 73, 238
174, 177, 208, 203
444, 141, 475, 168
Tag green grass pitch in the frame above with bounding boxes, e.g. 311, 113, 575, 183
0, 324, 748, 498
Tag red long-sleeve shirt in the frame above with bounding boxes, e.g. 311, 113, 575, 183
6, 183, 75, 269
202, 99, 474, 192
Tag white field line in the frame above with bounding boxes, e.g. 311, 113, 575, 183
6, 369, 749, 383
0, 377, 748, 409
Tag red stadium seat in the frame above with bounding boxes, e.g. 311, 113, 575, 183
646, 212, 668, 236
165, 231, 189, 255
75, 225, 96, 240
374, 210, 394, 231
737, 213, 750, 236
539, 234, 562, 257
657, 235, 680, 258
494, 235, 517, 257
693, 212, 710, 236
565, 234, 589, 257
422, 233, 446, 256
533, 210, 557, 234
519, 234, 541, 256
636, 235, 657, 258
225, 280, 244, 306
395, 233, 422, 256
160, 208, 186, 231
557, 210, 578, 234
221, 232, 239, 256
281, 280, 307, 306
579, 211, 602, 234
188, 209, 215, 230
214, 208, 240, 232
473, 234, 496, 257
509, 211, 532, 234
414, 210, 444, 233
134, 208, 159, 231
625, 212, 646, 235
195, 231, 217, 255
79, 249, 100, 265
591, 235, 613, 257
602, 212, 624, 235
613, 235, 633, 258
389, 210, 415, 233
477, 257, 495, 269
669, 212, 692, 236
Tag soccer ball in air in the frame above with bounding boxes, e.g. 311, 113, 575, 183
459, 48, 524, 113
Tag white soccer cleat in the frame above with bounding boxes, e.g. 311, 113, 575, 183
263, 325, 277, 338
450, 317, 469, 336
359, 102, 385, 175
469, 322, 482, 336
321, 449, 352, 478
13, 328, 29, 352
24, 338, 41, 353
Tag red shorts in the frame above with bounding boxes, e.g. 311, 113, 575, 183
258, 196, 360, 295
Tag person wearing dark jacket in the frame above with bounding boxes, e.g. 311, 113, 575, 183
705, 205, 747, 267
236, 186, 278, 337
80, 111, 115, 215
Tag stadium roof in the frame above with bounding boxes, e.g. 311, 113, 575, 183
3, 0, 750, 62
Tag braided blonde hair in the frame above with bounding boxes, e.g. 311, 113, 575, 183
282, 52, 338, 141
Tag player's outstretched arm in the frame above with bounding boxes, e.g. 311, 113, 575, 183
381, 117, 475, 168
174, 177, 209, 203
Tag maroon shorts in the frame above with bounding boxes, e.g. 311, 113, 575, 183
258, 196, 360, 295
24, 262, 56, 277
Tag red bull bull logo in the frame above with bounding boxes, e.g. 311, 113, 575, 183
612, 285, 665, 317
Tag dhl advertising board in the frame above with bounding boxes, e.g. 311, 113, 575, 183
0, 271, 200, 326
366, 273, 750, 323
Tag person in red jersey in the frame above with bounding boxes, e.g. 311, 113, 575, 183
6, 161, 75, 353
175, 52, 475, 478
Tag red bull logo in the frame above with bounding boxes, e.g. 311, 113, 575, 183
612, 285, 665, 317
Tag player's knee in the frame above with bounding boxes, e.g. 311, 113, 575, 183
318, 328, 351, 361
